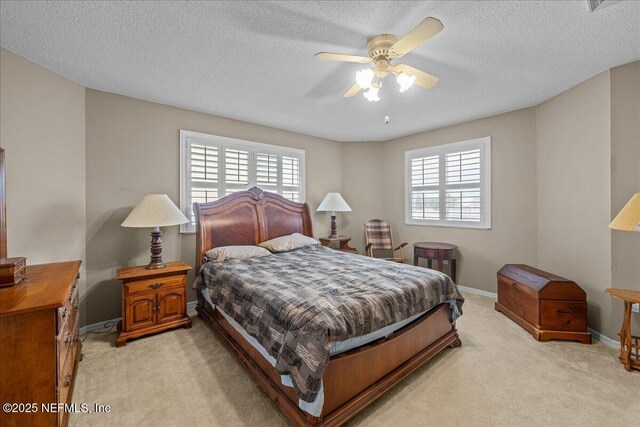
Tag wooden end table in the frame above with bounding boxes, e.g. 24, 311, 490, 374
319, 236, 357, 254
413, 242, 457, 283
116, 261, 192, 347
605, 288, 640, 371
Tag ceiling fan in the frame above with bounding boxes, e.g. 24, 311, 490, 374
315, 17, 443, 102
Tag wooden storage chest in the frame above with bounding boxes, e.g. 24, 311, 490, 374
495, 264, 591, 344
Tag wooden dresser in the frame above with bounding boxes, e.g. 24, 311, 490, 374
0, 261, 82, 427
495, 264, 591, 344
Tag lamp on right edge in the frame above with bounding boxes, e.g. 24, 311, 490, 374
609, 193, 640, 232
607, 192, 640, 372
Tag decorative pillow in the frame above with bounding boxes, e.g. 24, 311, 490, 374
259, 233, 320, 253
205, 245, 271, 262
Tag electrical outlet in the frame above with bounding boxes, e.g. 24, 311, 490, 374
633, 303, 640, 314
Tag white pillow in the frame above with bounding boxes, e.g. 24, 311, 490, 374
259, 233, 320, 253
205, 245, 271, 262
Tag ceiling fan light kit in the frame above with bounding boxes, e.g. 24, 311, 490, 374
316, 17, 444, 102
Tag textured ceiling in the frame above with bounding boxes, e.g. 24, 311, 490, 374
1, 1, 639, 141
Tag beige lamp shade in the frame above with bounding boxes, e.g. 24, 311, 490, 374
609, 193, 640, 232
121, 194, 189, 228
317, 193, 352, 212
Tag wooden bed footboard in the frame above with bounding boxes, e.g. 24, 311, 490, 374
196, 299, 460, 427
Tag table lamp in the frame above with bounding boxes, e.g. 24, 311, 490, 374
317, 192, 352, 238
121, 194, 189, 269
609, 193, 640, 232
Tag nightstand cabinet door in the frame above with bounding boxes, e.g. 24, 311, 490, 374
125, 293, 156, 331
157, 287, 185, 324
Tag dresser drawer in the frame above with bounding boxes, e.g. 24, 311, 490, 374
124, 275, 185, 295
57, 310, 79, 377
57, 282, 78, 333
539, 301, 587, 332
57, 328, 79, 418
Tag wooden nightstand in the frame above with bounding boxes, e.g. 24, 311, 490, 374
116, 261, 192, 347
319, 236, 358, 254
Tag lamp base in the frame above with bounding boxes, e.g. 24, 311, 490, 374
146, 228, 166, 270
146, 260, 166, 270
328, 213, 338, 239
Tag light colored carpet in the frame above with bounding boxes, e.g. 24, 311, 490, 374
71, 293, 639, 427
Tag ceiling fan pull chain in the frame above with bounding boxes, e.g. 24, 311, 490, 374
384, 82, 390, 125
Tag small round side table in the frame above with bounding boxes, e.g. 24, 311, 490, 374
413, 242, 457, 283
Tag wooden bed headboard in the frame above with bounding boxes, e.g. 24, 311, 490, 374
194, 187, 313, 271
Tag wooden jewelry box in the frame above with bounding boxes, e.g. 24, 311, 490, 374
0, 257, 26, 287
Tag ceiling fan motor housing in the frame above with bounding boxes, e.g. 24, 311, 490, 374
367, 34, 397, 58
367, 34, 397, 77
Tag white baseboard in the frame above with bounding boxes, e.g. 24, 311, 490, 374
588, 328, 620, 348
80, 300, 199, 335
79, 317, 120, 335
457, 285, 498, 299
456, 284, 620, 349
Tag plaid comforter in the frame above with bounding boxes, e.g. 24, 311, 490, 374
198, 245, 463, 403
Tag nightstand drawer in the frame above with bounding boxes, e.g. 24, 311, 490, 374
124, 275, 184, 295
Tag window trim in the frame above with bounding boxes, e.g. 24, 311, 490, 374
404, 136, 491, 229
179, 130, 305, 234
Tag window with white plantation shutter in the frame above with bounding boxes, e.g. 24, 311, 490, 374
405, 137, 491, 229
180, 130, 305, 233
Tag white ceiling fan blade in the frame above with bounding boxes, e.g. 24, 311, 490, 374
316, 52, 372, 63
389, 17, 444, 58
393, 64, 439, 89
343, 82, 362, 97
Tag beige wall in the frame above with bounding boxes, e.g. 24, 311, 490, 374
0, 49, 87, 323
85, 90, 342, 325
340, 142, 385, 253
381, 108, 539, 293
343, 109, 540, 291
535, 70, 614, 337
610, 61, 640, 334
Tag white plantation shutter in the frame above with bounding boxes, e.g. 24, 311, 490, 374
186, 141, 220, 225
411, 155, 439, 187
282, 156, 301, 202
411, 190, 439, 220
446, 149, 481, 184
224, 148, 249, 186
405, 137, 491, 229
180, 131, 305, 233
256, 152, 278, 187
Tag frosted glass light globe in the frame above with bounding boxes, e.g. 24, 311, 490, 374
363, 86, 380, 102
355, 68, 375, 89
396, 72, 416, 93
